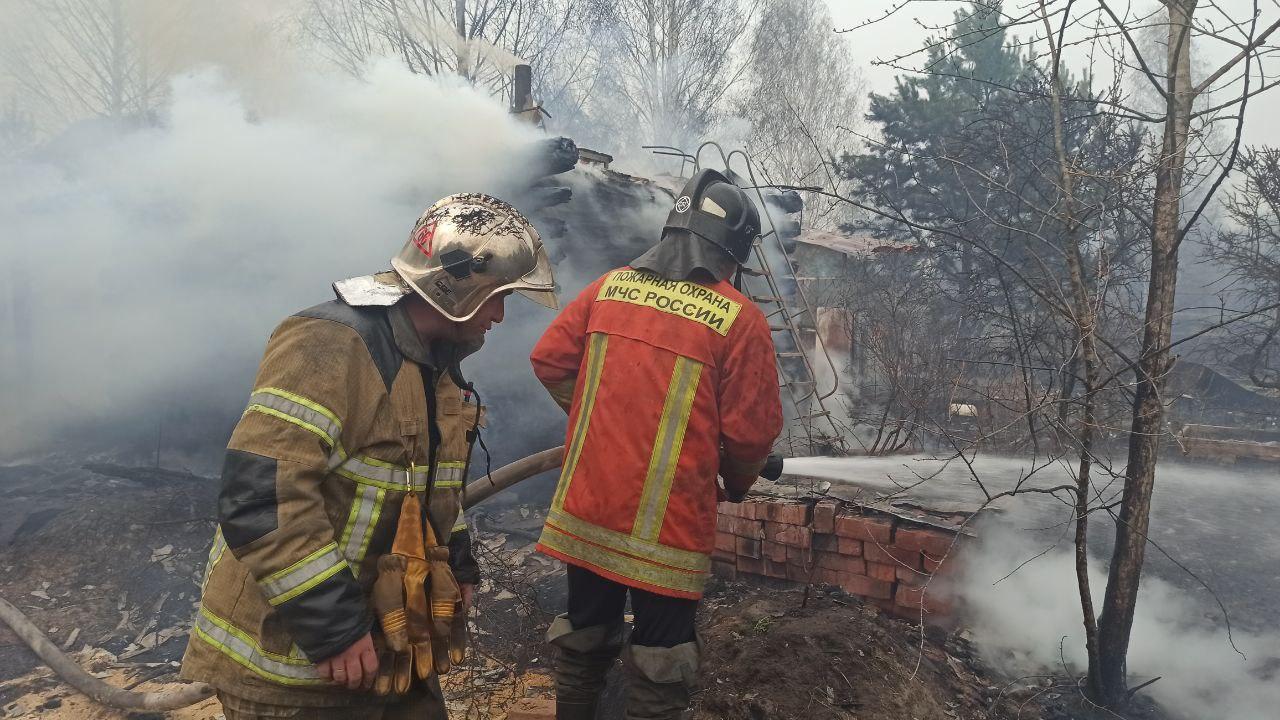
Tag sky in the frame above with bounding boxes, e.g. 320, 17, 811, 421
825, 0, 1280, 146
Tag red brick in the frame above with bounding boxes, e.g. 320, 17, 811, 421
764, 521, 804, 546
864, 561, 897, 583
763, 558, 790, 579
838, 574, 894, 600
506, 697, 555, 720
896, 565, 929, 585
737, 555, 765, 577
785, 544, 813, 566
922, 551, 960, 575
715, 531, 736, 553
837, 537, 863, 557
716, 513, 733, 533
864, 543, 922, 570
763, 541, 789, 563
817, 551, 865, 576
812, 567, 850, 587
786, 563, 813, 583
768, 502, 810, 526
732, 517, 764, 539
712, 548, 734, 564
735, 536, 761, 559
742, 500, 768, 520
812, 500, 839, 534
779, 525, 812, 548
833, 514, 893, 544
811, 533, 840, 553
712, 560, 737, 580
717, 501, 740, 518
893, 527, 956, 557
896, 584, 953, 615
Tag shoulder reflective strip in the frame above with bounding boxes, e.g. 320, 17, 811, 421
595, 269, 742, 336
258, 543, 349, 606
539, 523, 707, 595
201, 529, 227, 593
339, 485, 386, 578
552, 333, 609, 509
632, 357, 703, 541
193, 608, 323, 685
244, 388, 342, 447
545, 508, 710, 573
335, 456, 427, 491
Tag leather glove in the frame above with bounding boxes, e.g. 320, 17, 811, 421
371, 554, 412, 696
371, 492, 437, 692
422, 523, 466, 674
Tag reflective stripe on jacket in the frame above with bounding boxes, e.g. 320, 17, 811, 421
531, 268, 783, 598
180, 299, 482, 706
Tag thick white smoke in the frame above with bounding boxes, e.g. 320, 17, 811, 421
962, 519, 1280, 720
0, 60, 550, 464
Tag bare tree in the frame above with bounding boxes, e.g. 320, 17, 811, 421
837, 0, 1280, 708
0, 0, 180, 128
591, 0, 753, 149
1202, 147, 1280, 390
300, 0, 588, 101
738, 0, 864, 230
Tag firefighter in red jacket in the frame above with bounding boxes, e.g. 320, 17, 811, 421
530, 170, 784, 720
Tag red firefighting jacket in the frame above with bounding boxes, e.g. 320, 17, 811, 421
531, 267, 783, 598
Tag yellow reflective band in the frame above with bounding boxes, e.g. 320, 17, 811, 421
193, 607, 323, 685
339, 485, 386, 578
259, 543, 349, 606
244, 405, 336, 448
539, 523, 707, 595
202, 529, 227, 593
632, 356, 702, 541
552, 333, 609, 509
256, 387, 341, 429
546, 508, 710, 573
596, 269, 742, 335
334, 455, 428, 491
244, 388, 342, 447
434, 461, 466, 488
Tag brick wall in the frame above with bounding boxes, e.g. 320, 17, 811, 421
714, 497, 966, 625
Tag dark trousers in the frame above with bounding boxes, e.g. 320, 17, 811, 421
567, 565, 698, 648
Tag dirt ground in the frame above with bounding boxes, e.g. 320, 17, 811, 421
691, 581, 1170, 720
1, 460, 1172, 719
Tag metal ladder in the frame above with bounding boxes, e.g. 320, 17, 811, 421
645, 143, 847, 455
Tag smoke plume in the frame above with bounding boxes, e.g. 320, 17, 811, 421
0, 58, 625, 469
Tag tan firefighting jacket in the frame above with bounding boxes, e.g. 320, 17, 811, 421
180, 298, 482, 706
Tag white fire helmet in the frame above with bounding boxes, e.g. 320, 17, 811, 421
334, 193, 558, 321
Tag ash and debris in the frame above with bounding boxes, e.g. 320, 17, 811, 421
2, 460, 1174, 720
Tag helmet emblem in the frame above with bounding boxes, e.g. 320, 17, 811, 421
412, 219, 438, 257
674, 195, 692, 213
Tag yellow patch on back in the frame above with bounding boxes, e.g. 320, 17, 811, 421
596, 270, 742, 336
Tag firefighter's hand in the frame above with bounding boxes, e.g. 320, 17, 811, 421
460, 583, 475, 610
317, 632, 379, 690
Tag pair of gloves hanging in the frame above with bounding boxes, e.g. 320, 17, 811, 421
370, 492, 467, 695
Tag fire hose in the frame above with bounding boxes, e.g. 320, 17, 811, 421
0, 445, 567, 712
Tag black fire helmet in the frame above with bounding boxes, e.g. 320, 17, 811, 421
661, 169, 761, 264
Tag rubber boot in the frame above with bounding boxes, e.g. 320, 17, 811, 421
547, 614, 624, 720
620, 641, 700, 720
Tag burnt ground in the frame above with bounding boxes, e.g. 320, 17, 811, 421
0, 461, 216, 688
1, 461, 1173, 719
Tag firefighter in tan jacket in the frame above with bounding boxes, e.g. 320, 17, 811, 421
181, 194, 558, 719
